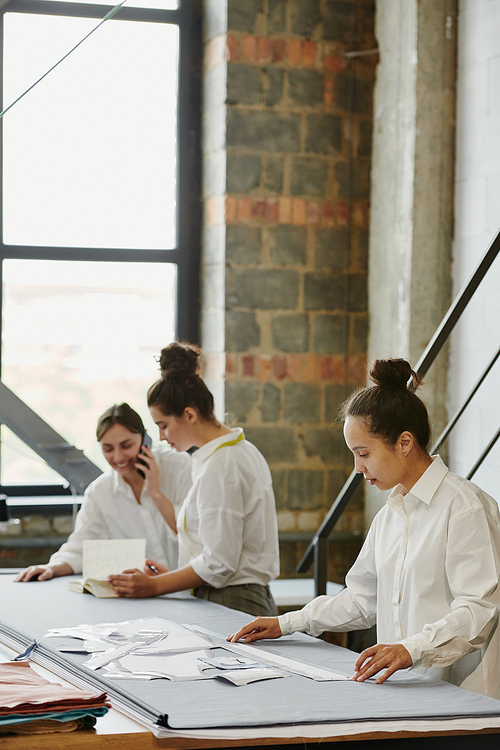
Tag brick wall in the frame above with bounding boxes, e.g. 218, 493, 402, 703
202, 0, 376, 581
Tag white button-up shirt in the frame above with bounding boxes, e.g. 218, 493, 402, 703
279, 456, 500, 699
49, 448, 193, 573
177, 428, 280, 589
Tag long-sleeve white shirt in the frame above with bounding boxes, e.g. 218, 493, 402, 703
279, 456, 500, 699
177, 428, 280, 589
49, 447, 193, 573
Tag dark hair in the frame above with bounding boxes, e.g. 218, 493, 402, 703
147, 342, 215, 420
96, 403, 144, 442
339, 358, 431, 450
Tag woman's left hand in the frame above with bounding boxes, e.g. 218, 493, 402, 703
352, 643, 412, 684
108, 568, 160, 598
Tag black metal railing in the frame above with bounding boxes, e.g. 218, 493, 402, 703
298, 228, 500, 596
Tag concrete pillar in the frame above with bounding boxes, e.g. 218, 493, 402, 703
366, 0, 457, 522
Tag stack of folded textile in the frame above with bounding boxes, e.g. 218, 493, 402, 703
0, 661, 109, 735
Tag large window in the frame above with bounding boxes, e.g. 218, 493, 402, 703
0, 0, 201, 488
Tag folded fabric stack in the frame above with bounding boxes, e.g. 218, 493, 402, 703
0, 661, 109, 735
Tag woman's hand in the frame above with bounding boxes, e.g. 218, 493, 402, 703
14, 565, 55, 582
14, 562, 73, 582
352, 643, 412, 684
136, 447, 177, 533
135, 445, 161, 497
108, 568, 162, 598
227, 617, 282, 644
144, 558, 169, 576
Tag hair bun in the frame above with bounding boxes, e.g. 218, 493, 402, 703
369, 358, 423, 393
158, 342, 200, 379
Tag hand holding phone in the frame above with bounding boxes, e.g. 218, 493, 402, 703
137, 432, 152, 479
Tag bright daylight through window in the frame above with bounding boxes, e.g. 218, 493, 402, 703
0, 0, 196, 488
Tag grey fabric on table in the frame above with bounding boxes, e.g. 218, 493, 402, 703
193, 582, 278, 617
1, 575, 500, 731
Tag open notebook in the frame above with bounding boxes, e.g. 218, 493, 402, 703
68, 539, 146, 598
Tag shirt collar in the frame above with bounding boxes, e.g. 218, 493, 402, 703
111, 468, 134, 498
388, 455, 448, 508
192, 427, 244, 465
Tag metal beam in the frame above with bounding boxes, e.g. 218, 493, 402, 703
0, 382, 102, 494
414, 230, 500, 378
297, 470, 363, 574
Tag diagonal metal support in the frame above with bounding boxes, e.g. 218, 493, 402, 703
467, 427, 500, 481
413, 230, 500, 378
297, 471, 363, 575
431, 347, 500, 454
0, 381, 102, 494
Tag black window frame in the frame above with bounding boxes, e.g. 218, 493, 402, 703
0, 0, 202, 499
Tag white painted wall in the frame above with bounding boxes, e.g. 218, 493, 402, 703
449, 0, 500, 499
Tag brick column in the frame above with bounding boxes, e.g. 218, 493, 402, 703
202, 0, 376, 581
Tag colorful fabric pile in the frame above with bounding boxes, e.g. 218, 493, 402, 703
0, 661, 109, 735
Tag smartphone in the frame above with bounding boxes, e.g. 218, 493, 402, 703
137, 432, 152, 479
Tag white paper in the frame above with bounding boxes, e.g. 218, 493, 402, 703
82, 538, 146, 580
216, 668, 289, 686
187, 625, 348, 682
226, 643, 348, 681
108, 618, 212, 653
119, 650, 213, 681
150, 716, 500, 741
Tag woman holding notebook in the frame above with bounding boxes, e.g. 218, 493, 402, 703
107, 342, 280, 618
14, 403, 192, 582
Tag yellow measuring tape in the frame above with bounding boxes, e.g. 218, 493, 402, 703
212, 431, 245, 453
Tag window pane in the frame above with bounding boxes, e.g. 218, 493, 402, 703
3, 14, 178, 249
42, 0, 179, 8
1, 259, 176, 484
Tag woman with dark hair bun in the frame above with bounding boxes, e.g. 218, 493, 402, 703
14, 403, 192, 582
228, 358, 500, 700
108, 342, 280, 618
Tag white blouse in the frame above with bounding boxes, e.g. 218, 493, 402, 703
49, 447, 193, 573
177, 428, 280, 589
279, 456, 500, 700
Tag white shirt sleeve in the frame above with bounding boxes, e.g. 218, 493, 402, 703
402, 507, 500, 668
188, 457, 245, 588
279, 527, 379, 637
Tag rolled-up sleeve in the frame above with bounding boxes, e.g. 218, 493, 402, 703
189, 461, 245, 588
403, 508, 500, 667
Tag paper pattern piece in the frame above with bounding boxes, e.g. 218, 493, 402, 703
120, 650, 213, 681
186, 625, 348, 682
44, 617, 341, 686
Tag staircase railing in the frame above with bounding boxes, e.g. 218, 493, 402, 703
297, 229, 500, 596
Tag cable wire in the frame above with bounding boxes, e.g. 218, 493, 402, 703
0, 0, 128, 120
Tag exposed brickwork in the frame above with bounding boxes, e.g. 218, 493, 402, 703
203, 0, 376, 582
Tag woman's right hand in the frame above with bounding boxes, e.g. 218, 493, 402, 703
14, 565, 55, 582
227, 617, 282, 644
144, 558, 169, 576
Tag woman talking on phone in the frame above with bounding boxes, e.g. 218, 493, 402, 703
227, 359, 500, 700
15, 403, 192, 582
108, 342, 280, 618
